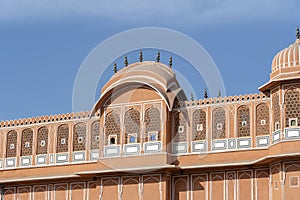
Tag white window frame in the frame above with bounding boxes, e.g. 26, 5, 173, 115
289, 118, 298, 127
196, 124, 203, 131
40, 140, 46, 147
108, 134, 117, 145
148, 131, 158, 142
77, 136, 83, 144
260, 119, 266, 125
290, 176, 300, 188
61, 138, 66, 145
95, 135, 100, 141
25, 142, 30, 148
10, 143, 15, 150
178, 125, 184, 133
128, 133, 137, 143
241, 121, 247, 127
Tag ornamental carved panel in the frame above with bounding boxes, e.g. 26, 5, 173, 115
56, 124, 69, 153
256, 103, 270, 135
91, 121, 100, 150
145, 106, 161, 141
285, 88, 300, 127
173, 111, 187, 142
6, 130, 17, 158
73, 122, 86, 151
237, 105, 250, 137
212, 107, 226, 139
37, 126, 48, 155
105, 111, 121, 145
192, 109, 206, 140
124, 108, 140, 143
21, 128, 33, 156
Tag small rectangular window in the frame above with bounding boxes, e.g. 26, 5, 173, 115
148, 131, 158, 142
290, 176, 299, 187
289, 118, 298, 127
260, 119, 266, 125
242, 121, 247, 127
95, 135, 100, 141
275, 122, 280, 130
108, 135, 117, 145
217, 123, 222, 130
61, 138, 66, 145
196, 124, 203, 131
25, 142, 30, 148
77, 136, 83, 144
10, 143, 15, 150
178, 126, 184, 133
128, 133, 137, 143
274, 181, 279, 190
40, 140, 46, 147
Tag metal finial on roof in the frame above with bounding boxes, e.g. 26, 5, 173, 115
113, 62, 118, 73
156, 51, 160, 62
190, 93, 194, 101
204, 88, 208, 99
297, 26, 300, 39
124, 55, 128, 66
218, 89, 221, 98
169, 56, 173, 68
139, 50, 143, 62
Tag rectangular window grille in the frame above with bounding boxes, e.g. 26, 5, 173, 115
289, 118, 298, 127
128, 133, 137, 143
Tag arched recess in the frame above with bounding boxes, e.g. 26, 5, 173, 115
124, 108, 140, 144
272, 93, 280, 131
144, 106, 161, 142
73, 122, 86, 151
37, 126, 48, 155
212, 107, 226, 139
192, 109, 206, 141
237, 105, 250, 137
6, 130, 17, 158
21, 128, 33, 156
173, 111, 188, 142
105, 110, 121, 145
56, 124, 69, 153
91, 121, 100, 150
284, 88, 300, 127
256, 103, 270, 135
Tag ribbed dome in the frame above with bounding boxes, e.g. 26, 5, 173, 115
272, 38, 300, 73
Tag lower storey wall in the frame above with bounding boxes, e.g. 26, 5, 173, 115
2, 161, 300, 200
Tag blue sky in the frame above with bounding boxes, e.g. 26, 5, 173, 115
0, 0, 300, 121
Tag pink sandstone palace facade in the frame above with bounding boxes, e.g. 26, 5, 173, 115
1, 31, 300, 200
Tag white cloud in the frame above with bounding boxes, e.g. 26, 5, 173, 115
0, 0, 299, 25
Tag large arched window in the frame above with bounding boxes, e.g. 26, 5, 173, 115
124, 108, 140, 144
6, 130, 17, 158
105, 111, 121, 145
256, 103, 270, 136
37, 126, 48, 155
173, 111, 187, 142
73, 122, 86, 151
212, 108, 226, 139
144, 106, 161, 142
272, 93, 281, 131
21, 128, 33, 156
56, 124, 69, 153
91, 121, 100, 150
237, 105, 250, 137
285, 88, 300, 127
192, 109, 206, 141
